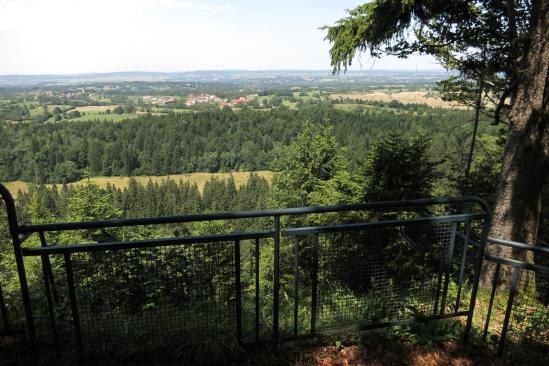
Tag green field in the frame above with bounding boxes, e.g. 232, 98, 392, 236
70, 112, 139, 122
4, 171, 274, 196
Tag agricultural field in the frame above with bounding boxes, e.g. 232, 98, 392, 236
4, 171, 274, 196
330, 90, 466, 108
71, 112, 139, 122
74, 105, 118, 112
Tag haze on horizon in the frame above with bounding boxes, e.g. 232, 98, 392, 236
0, 0, 442, 75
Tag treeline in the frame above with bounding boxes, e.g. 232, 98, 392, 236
15, 173, 270, 225
0, 103, 31, 121
331, 97, 438, 111
0, 104, 494, 183
4, 124, 548, 343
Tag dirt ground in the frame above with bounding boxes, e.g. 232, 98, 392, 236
296, 341, 500, 366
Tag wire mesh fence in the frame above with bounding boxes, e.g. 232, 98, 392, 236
3, 183, 549, 364
20, 215, 484, 351
477, 239, 549, 364
279, 219, 480, 340
72, 242, 237, 348
504, 269, 549, 363
315, 223, 455, 331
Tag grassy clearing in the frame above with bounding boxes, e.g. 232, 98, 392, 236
74, 105, 118, 112
330, 91, 466, 108
29, 107, 44, 117
149, 108, 196, 114
70, 112, 139, 122
333, 104, 381, 112
4, 181, 29, 195
3, 171, 274, 196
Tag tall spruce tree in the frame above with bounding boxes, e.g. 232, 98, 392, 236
324, 1, 549, 282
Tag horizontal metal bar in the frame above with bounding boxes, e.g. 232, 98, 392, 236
484, 254, 549, 276
284, 213, 485, 236
357, 310, 470, 332
487, 237, 549, 255
17, 196, 489, 234
22, 230, 274, 256
250, 311, 470, 346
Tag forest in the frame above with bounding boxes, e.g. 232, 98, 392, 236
1, 0, 548, 364
0, 101, 495, 183
2, 79, 548, 365
1, 117, 547, 365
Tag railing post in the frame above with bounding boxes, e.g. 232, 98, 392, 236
497, 267, 520, 356
254, 238, 260, 342
464, 217, 490, 342
482, 263, 501, 341
455, 221, 471, 313
0, 185, 36, 345
39, 232, 58, 303
64, 253, 83, 352
293, 237, 299, 337
310, 234, 319, 335
272, 215, 280, 347
39, 232, 58, 347
235, 239, 242, 343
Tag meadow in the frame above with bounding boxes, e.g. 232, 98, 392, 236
4, 171, 274, 196
330, 90, 466, 108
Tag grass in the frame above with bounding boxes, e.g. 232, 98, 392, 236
74, 105, 118, 112
3, 171, 274, 196
29, 106, 44, 117
333, 104, 379, 112
149, 108, 196, 114
329, 90, 466, 108
70, 112, 139, 122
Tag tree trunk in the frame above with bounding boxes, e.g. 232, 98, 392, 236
465, 77, 484, 180
481, 0, 549, 286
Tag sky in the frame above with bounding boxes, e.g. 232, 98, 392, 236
0, 0, 442, 75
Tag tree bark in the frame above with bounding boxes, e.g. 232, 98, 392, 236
481, 0, 549, 286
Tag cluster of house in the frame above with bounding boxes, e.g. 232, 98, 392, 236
49, 85, 118, 100
142, 95, 176, 106
184, 94, 247, 107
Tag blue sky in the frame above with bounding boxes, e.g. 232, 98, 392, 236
0, 0, 441, 74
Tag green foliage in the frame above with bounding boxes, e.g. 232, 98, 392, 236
67, 110, 81, 119
67, 182, 122, 222
456, 134, 504, 205
0, 106, 494, 183
52, 161, 82, 184
390, 317, 463, 348
323, 1, 533, 125
358, 132, 440, 201
272, 121, 357, 209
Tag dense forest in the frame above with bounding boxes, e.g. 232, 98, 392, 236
0, 101, 495, 183
1, 111, 548, 364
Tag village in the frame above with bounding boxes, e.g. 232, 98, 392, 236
183, 93, 247, 107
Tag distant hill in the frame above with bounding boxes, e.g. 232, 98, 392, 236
0, 69, 450, 86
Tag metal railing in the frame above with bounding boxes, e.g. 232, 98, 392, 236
0, 182, 493, 352
3, 180, 548, 361
478, 237, 549, 363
